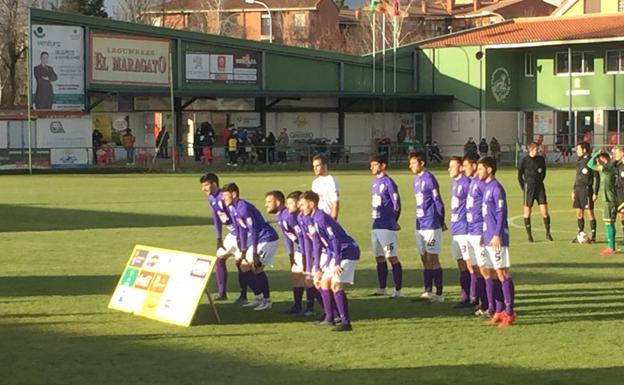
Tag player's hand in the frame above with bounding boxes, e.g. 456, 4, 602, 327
334, 264, 343, 276
253, 253, 262, 268
592, 193, 597, 202
216, 238, 224, 251
289, 253, 295, 266
489, 235, 501, 253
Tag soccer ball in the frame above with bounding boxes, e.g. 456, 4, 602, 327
577, 231, 590, 244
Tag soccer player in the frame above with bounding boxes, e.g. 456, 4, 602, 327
369, 156, 403, 298
572, 142, 599, 243
199, 173, 248, 303
448, 156, 473, 307
409, 151, 446, 303
463, 153, 489, 315
587, 151, 617, 256
221, 183, 279, 311
612, 146, 624, 244
300, 190, 360, 332
518, 142, 553, 242
312, 155, 340, 219
477, 156, 516, 328
265, 190, 318, 315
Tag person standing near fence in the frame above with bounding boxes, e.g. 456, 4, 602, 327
490, 137, 501, 161
122, 129, 136, 165
479, 138, 489, 157
518, 142, 553, 242
276, 128, 289, 165
227, 129, 238, 167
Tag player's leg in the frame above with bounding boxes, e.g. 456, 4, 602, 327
537, 185, 552, 241
483, 247, 505, 325
426, 229, 443, 303
477, 247, 497, 318
494, 256, 516, 328
240, 253, 263, 308
601, 204, 617, 255
381, 229, 401, 298
287, 251, 306, 314
588, 208, 597, 242
468, 236, 488, 314
213, 253, 229, 300
318, 267, 335, 325
451, 236, 470, 307
416, 230, 432, 299
331, 256, 358, 332
252, 241, 278, 311
523, 184, 534, 242
372, 230, 388, 295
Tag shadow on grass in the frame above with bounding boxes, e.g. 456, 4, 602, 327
0, 204, 212, 232
1, 323, 623, 385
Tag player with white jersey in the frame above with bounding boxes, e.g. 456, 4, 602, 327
369, 156, 403, 298
463, 153, 489, 316
199, 173, 248, 304
447, 156, 473, 308
409, 151, 446, 303
477, 156, 516, 328
311, 154, 340, 219
222, 183, 279, 311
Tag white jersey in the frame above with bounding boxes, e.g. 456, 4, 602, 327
312, 174, 339, 216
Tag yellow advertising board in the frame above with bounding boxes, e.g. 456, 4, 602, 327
108, 245, 217, 327
89, 33, 171, 86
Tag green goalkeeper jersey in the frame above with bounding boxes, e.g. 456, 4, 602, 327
588, 153, 617, 203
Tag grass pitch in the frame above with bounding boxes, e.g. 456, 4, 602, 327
1, 167, 623, 385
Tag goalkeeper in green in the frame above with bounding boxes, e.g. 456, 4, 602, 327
588, 151, 617, 256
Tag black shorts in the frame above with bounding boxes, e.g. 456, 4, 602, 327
573, 187, 594, 210
523, 182, 547, 206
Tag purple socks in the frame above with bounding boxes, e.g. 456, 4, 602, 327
333, 290, 351, 325
377, 261, 388, 290
485, 278, 495, 314
216, 258, 227, 297
459, 270, 470, 302
477, 276, 488, 310
255, 271, 270, 299
424, 269, 433, 293
391, 262, 403, 291
305, 287, 318, 310
493, 279, 504, 313
469, 273, 477, 302
502, 278, 515, 316
236, 260, 248, 299
433, 268, 443, 296
320, 289, 334, 322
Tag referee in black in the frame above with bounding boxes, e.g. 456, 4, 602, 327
612, 146, 624, 243
572, 141, 599, 243
518, 142, 553, 242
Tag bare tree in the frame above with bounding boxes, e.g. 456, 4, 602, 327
0, 0, 28, 107
113, 0, 160, 23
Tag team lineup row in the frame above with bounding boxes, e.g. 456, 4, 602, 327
200, 151, 521, 331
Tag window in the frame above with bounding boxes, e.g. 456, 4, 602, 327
606, 50, 624, 73
260, 13, 271, 38
293, 13, 307, 38
524, 53, 534, 77
584, 0, 601, 13
620, 0, 624, 12
556, 51, 594, 74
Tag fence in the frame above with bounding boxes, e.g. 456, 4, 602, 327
0, 141, 528, 171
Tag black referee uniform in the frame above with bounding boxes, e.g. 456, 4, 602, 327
518, 153, 552, 241
573, 154, 600, 241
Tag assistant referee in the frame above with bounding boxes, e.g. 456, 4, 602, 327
518, 142, 553, 242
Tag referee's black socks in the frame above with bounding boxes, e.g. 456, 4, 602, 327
577, 218, 585, 233
524, 217, 533, 241
590, 219, 597, 241
544, 216, 551, 233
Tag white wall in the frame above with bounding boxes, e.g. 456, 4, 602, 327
432, 111, 479, 155
483, 111, 519, 147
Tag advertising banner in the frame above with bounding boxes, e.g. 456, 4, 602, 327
185, 51, 259, 84
534, 111, 554, 135
90, 33, 171, 86
50, 148, 89, 167
31, 25, 85, 110
36, 117, 92, 148
109, 245, 216, 327
0, 149, 50, 170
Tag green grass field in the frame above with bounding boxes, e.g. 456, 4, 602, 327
1, 167, 623, 385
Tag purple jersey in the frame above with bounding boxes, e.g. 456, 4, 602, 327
450, 175, 471, 236
466, 177, 485, 235
298, 214, 314, 272
482, 179, 510, 246
372, 174, 401, 230
413, 170, 445, 230
208, 191, 237, 238
275, 207, 304, 255
228, 199, 278, 254
311, 209, 360, 267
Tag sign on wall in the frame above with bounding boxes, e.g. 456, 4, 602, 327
90, 33, 171, 86
31, 25, 85, 110
36, 117, 92, 148
109, 245, 216, 327
185, 51, 259, 84
534, 111, 554, 135
490, 67, 511, 103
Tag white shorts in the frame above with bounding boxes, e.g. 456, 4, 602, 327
291, 251, 304, 274
371, 229, 398, 258
244, 240, 279, 267
216, 233, 242, 259
415, 228, 442, 255
312, 252, 330, 274
322, 258, 358, 284
483, 246, 511, 269
467, 235, 483, 267
451, 235, 471, 261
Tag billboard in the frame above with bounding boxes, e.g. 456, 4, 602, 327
109, 245, 216, 327
90, 33, 171, 86
185, 51, 259, 84
31, 25, 85, 111
36, 117, 92, 149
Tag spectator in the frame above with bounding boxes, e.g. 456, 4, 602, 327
200, 122, 215, 165
276, 128, 289, 165
227, 129, 238, 167
374, 132, 391, 161
490, 137, 501, 161
478, 138, 489, 156
429, 141, 443, 163
156, 127, 170, 158
464, 137, 478, 157
121, 129, 136, 165
267, 132, 276, 164
92, 129, 104, 165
